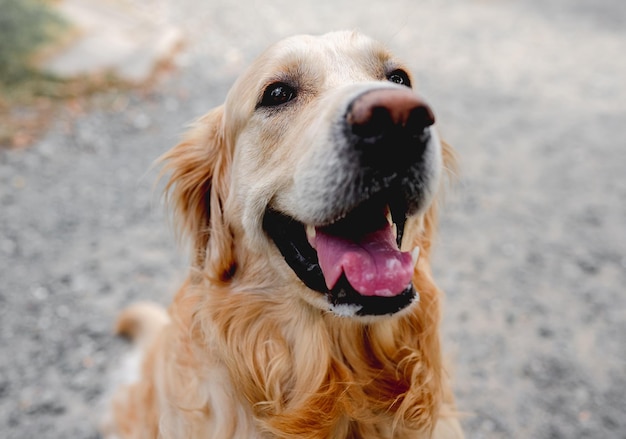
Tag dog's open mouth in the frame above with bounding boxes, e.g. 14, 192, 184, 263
263, 199, 420, 317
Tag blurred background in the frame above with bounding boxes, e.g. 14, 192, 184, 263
1, 0, 625, 438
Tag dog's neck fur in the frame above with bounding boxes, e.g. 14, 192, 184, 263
171, 260, 444, 439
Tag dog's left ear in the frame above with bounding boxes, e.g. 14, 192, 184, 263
160, 106, 235, 281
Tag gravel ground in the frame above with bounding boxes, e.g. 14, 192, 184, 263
1, 0, 625, 438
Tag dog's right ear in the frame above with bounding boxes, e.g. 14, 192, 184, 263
159, 106, 235, 280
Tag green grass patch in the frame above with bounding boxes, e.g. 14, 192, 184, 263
0, 0, 67, 84
0, 0, 132, 147
0, 0, 69, 146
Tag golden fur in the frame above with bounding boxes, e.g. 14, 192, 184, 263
105, 31, 463, 438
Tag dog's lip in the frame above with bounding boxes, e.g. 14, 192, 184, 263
262, 200, 420, 316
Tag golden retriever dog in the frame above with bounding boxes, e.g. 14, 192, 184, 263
104, 31, 463, 438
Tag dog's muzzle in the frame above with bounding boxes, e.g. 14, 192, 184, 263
264, 87, 439, 317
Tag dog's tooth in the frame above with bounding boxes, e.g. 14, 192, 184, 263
306, 225, 317, 248
391, 222, 397, 239
411, 247, 421, 267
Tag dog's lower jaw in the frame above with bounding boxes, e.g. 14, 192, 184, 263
326, 274, 419, 318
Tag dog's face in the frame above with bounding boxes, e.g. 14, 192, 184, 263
165, 31, 449, 319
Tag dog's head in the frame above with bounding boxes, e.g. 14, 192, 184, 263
162, 31, 453, 319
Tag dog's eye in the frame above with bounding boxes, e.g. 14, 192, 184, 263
387, 69, 411, 88
259, 82, 297, 107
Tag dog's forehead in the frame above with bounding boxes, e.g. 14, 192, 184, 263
227, 32, 398, 104
267, 32, 393, 72
222, 32, 407, 139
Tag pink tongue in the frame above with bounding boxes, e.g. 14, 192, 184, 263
313, 222, 413, 297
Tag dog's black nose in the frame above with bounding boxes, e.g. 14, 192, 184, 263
346, 88, 435, 162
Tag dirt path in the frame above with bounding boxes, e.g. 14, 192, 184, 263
1, 1, 625, 437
